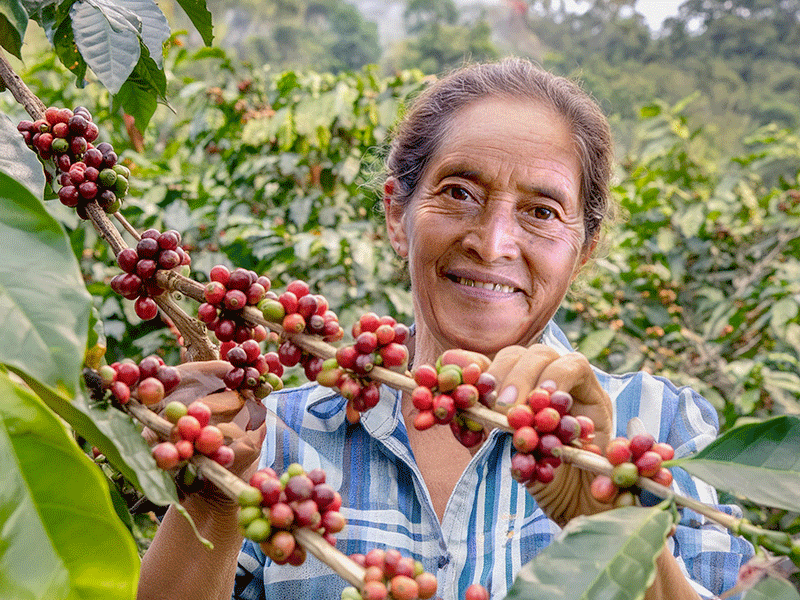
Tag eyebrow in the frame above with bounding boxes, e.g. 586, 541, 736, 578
434, 162, 573, 207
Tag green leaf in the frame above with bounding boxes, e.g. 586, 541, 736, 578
0, 172, 91, 397
54, 13, 88, 84
15, 370, 185, 514
674, 416, 800, 512
114, 44, 166, 131
505, 505, 673, 600
0, 0, 27, 59
115, 0, 169, 69
742, 575, 800, 600
0, 371, 139, 600
0, 115, 46, 198
174, 0, 212, 46
70, 0, 142, 95
770, 297, 798, 332
577, 329, 616, 361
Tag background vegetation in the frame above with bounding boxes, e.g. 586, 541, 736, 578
1, 0, 798, 580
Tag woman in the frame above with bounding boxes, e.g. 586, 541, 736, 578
138, 58, 752, 600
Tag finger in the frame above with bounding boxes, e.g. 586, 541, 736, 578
537, 352, 607, 406
491, 345, 560, 412
537, 352, 612, 445
439, 349, 491, 371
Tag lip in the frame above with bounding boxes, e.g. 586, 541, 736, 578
442, 268, 527, 296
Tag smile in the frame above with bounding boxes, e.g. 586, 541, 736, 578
449, 275, 521, 294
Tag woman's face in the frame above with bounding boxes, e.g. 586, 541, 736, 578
386, 97, 590, 356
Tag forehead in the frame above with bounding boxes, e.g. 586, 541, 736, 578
426, 97, 582, 200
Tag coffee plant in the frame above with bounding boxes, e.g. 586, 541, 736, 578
1, 3, 799, 600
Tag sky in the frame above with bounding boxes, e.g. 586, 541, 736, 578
561, 0, 687, 30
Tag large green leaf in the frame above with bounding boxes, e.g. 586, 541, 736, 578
0, 0, 26, 59
113, 43, 167, 131
743, 575, 800, 600
54, 11, 88, 84
674, 415, 800, 512
504, 506, 673, 600
0, 371, 139, 600
0, 171, 91, 397
115, 0, 169, 69
0, 115, 46, 198
16, 370, 182, 511
70, 0, 141, 95
174, 0, 212, 46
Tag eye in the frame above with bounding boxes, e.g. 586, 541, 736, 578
443, 185, 471, 201
531, 206, 555, 220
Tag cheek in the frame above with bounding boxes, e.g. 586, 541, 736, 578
526, 235, 583, 285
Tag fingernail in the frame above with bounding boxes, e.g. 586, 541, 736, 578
495, 385, 517, 407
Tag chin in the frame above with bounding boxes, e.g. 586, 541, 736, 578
440, 318, 536, 355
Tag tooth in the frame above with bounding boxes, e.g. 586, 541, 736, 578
456, 277, 515, 293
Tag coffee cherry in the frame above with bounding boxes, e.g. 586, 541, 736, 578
152, 442, 181, 470
464, 584, 490, 600
194, 425, 224, 456
590, 474, 618, 504
611, 462, 639, 488
163, 401, 188, 423
134, 296, 159, 320
629, 433, 655, 460
263, 530, 296, 564
635, 450, 663, 478
512, 426, 540, 454
605, 438, 633, 466
533, 406, 560, 434
137, 377, 165, 405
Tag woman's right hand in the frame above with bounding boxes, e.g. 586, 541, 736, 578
143, 360, 267, 510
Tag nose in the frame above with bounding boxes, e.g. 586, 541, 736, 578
461, 199, 521, 262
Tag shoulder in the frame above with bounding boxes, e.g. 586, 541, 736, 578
544, 321, 719, 450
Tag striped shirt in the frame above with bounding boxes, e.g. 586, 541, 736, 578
234, 321, 753, 600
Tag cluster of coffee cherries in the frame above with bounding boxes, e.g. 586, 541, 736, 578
342, 549, 438, 600
110, 228, 191, 320
409, 357, 497, 447
17, 106, 130, 217
151, 400, 233, 470
259, 279, 344, 343
96, 354, 181, 407
505, 383, 596, 485
218, 338, 284, 397
198, 265, 273, 343
306, 313, 411, 421
590, 433, 675, 504
237, 464, 345, 566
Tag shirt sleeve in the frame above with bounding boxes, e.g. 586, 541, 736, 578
233, 539, 266, 600
655, 384, 754, 599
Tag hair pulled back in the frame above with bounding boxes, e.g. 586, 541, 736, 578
385, 57, 614, 247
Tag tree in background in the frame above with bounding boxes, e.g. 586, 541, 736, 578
383, 0, 498, 74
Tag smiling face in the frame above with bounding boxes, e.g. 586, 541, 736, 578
386, 96, 591, 359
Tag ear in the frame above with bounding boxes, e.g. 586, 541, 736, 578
571, 233, 598, 282
384, 178, 409, 258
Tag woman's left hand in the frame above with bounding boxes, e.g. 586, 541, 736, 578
445, 345, 614, 526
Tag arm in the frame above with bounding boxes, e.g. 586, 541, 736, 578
137, 495, 243, 600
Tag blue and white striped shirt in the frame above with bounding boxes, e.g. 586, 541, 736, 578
234, 322, 753, 600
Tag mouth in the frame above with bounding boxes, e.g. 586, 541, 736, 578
445, 273, 524, 295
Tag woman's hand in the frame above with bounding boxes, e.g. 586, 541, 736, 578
444, 345, 614, 526
143, 360, 267, 510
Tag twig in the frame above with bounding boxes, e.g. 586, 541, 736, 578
556, 445, 743, 532
114, 212, 142, 241
126, 398, 367, 589
0, 48, 45, 119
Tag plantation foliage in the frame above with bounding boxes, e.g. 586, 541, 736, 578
1, 16, 799, 600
